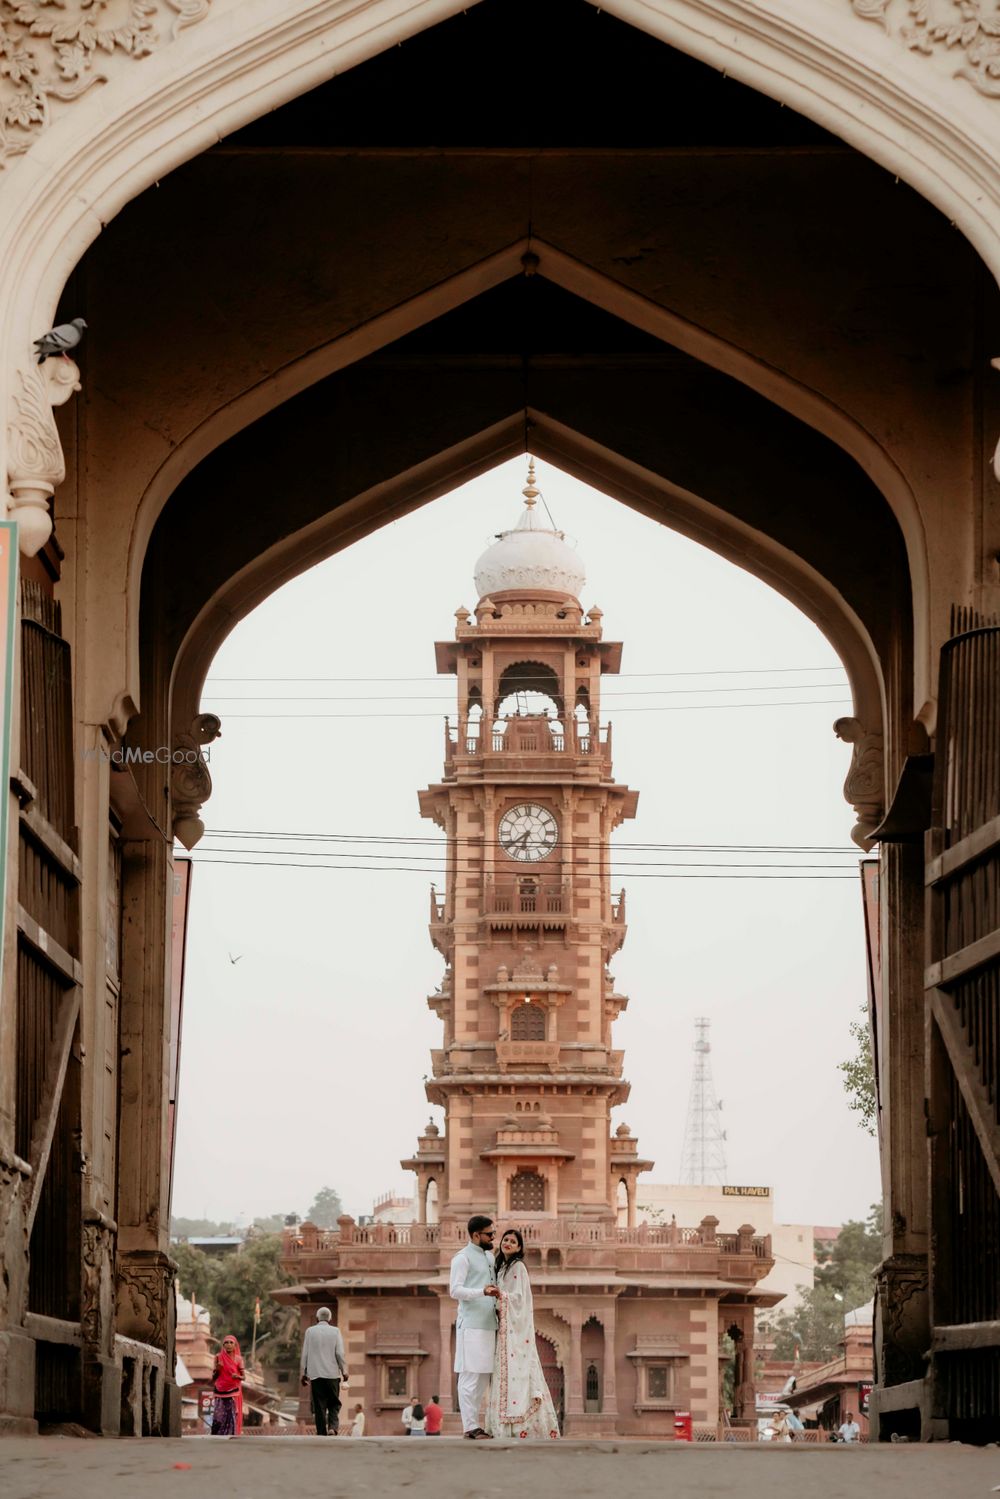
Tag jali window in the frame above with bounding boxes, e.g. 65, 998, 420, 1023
511, 1002, 546, 1041
386, 1365, 407, 1397
510, 1171, 545, 1212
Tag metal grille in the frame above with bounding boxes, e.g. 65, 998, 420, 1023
28, 1044, 81, 1320
947, 969, 999, 1129
938, 1349, 1000, 1444
34, 1343, 82, 1426
16, 579, 83, 1339
14, 946, 62, 1163
19, 581, 74, 838
945, 1071, 1000, 1326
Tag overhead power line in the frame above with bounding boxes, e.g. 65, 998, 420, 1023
204, 665, 848, 683
202, 828, 860, 854
213, 698, 851, 719
192, 844, 857, 870
183, 855, 859, 880
204, 682, 848, 702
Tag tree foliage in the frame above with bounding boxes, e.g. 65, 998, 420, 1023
173, 1235, 298, 1368
305, 1186, 343, 1228
170, 1215, 236, 1238
838, 1006, 877, 1136
767, 1204, 882, 1363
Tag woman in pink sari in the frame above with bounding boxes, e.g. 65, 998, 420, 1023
210, 1334, 245, 1435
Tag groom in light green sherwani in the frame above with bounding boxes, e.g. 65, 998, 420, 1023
449, 1214, 499, 1439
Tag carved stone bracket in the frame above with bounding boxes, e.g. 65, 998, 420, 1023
6, 355, 80, 557
170, 711, 221, 849
116, 1247, 176, 1352
874, 1252, 929, 1386
850, 1, 1000, 98
0, 1, 213, 167
833, 716, 885, 850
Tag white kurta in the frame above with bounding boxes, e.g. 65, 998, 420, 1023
484, 1260, 560, 1439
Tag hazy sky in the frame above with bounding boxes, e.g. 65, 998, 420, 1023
172, 457, 880, 1233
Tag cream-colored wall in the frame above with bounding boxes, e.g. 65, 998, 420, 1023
635, 1184, 815, 1313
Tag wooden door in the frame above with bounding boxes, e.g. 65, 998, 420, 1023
925, 612, 1000, 1443
536, 1335, 564, 1431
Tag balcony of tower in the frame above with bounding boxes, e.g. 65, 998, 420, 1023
443, 715, 614, 781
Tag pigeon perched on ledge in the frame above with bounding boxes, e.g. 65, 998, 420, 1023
33, 318, 87, 364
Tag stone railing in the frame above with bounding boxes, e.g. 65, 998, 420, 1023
284, 1216, 769, 1258
495, 1040, 560, 1072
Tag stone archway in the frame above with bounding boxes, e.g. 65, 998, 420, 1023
4, 0, 999, 1442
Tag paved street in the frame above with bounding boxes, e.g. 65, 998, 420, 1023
1, 1439, 997, 1499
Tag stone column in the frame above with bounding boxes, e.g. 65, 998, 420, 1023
437, 1293, 454, 1413
872, 843, 929, 1406
81, 1209, 119, 1434
602, 1296, 619, 1417
116, 833, 178, 1434
78, 726, 123, 1433
564, 1305, 584, 1419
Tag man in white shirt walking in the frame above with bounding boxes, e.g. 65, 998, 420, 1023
450, 1214, 499, 1440
300, 1306, 349, 1435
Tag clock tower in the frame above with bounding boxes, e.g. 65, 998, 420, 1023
411, 463, 649, 1226
279, 464, 775, 1436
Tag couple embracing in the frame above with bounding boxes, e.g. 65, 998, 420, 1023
450, 1214, 560, 1441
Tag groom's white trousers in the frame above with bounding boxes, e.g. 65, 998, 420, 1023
457, 1372, 491, 1433
455, 1325, 495, 1432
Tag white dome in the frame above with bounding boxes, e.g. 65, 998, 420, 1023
474, 468, 585, 601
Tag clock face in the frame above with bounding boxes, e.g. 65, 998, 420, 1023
498, 803, 559, 862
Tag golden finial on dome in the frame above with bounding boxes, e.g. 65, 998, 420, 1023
522, 458, 539, 508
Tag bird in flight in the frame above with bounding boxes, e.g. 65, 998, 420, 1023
228, 953, 243, 965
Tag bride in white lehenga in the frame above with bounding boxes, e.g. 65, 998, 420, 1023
484, 1229, 561, 1440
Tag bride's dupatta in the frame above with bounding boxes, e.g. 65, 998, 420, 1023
213, 1338, 245, 1435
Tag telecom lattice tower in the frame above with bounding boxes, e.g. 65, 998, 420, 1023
678, 1017, 728, 1185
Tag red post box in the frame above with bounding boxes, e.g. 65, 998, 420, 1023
673, 1412, 693, 1441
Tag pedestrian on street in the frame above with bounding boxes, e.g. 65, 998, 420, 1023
349, 1404, 365, 1437
210, 1334, 245, 1436
424, 1394, 444, 1436
837, 1411, 861, 1443
300, 1306, 348, 1436
410, 1402, 427, 1435
401, 1393, 418, 1434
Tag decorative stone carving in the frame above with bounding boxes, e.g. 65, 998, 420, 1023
0, 1149, 31, 1325
833, 716, 884, 850
170, 711, 221, 849
874, 1252, 929, 1386
850, 1, 1000, 98
81, 1210, 117, 1356
116, 1248, 175, 1351
6, 356, 80, 556
0, 0, 213, 166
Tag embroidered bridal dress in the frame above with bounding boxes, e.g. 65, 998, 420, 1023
484, 1260, 561, 1439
